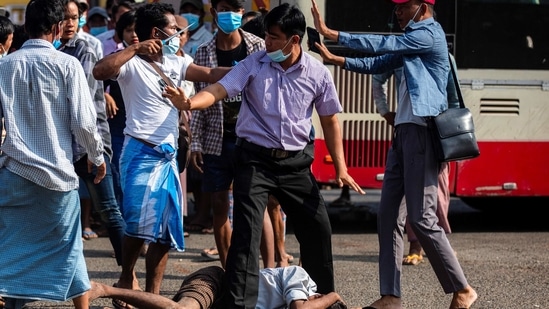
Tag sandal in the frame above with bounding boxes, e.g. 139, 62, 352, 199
83, 229, 98, 240
403, 253, 424, 265
201, 247, 220, 260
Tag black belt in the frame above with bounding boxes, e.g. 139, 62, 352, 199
235, 138, 300, 159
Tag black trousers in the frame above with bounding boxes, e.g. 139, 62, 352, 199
224, 142, 334, 309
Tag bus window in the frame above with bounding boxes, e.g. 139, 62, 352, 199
456, 0, 549, 69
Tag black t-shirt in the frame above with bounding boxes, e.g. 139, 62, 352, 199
216, 40, 248, 139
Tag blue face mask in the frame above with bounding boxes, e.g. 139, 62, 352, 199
78, 16, 86, 29
162, 36, 181, 55
53, 39, 62, 49
267, 38, 292, 63
216, 11, 242, 34
181, 13, 200, 31
89, 26, 108, 36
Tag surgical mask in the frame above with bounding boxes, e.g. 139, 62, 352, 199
78, 15, 86, 29
181, 13, 200, 31
405, 4, 423, 29
52, 24, 62, 49
216, 11, 242, 34
89, 26, 108, 36
162, 36, 181, 55
267, 38, 292, 63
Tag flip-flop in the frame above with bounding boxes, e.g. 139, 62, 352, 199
83, 230, 98, 240
403, 253, 424, 265
201, 247, 220, 260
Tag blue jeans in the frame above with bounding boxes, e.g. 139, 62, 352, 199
74, 154, 126, 265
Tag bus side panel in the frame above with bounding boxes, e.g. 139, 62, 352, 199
453, 141, 549, 197
312, 139, 386, 189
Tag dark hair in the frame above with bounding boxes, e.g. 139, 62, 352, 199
134, 2, 174, 42
0, 15, 14, 44
241, 15, 265, 38
68, 0, 84, 17
112, 0, 135, 20
242, 10, 262, 21
211, 0, 246, 10
9, 24, 29, 52
263, 3, 305, 42
116, 10, 136, 42
25, 0, 66, 38
328, 300, 348, 309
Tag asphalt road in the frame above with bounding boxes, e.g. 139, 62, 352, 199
24, 189, 549, 309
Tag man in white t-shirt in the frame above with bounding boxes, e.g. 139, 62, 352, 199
93, 2, 230, 298
89, 266, 348, 309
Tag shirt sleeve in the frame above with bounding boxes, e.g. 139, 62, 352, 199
68, 59, 105, 166
372, 71, 393, 116
281, 266, 318, 307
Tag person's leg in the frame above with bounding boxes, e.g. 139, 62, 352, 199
72, 293, 88, 309
260, 209, 275, 268
365, 127, 406, 309
274, 145, 334, 294
210, 190, 232, 268
145, 242, 171, 294
225, 148, 271, 308
404, 125, 476, 308
435, 162, 451, 234
117, 235, 144, 290
78, 155, 126, 265
267, 196, 292, 267
81, 197, 97, 240
88, 281, 186, 309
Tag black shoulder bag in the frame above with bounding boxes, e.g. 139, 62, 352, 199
431, 56, 480, 162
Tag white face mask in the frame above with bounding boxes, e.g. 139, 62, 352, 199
404, 4, 423, 29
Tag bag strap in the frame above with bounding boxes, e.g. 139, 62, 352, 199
449, 54, 465, 109
138, 55, 192, 145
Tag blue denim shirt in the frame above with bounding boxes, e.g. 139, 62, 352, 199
339, 17, 449, 117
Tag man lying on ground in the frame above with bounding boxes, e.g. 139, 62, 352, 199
89, 265, 347, 309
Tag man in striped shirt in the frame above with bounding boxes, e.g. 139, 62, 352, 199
0, 0, 106, 307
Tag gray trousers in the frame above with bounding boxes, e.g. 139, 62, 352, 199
378, 123, 468, 296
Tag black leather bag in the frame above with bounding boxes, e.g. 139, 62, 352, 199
431, 56, 480, 162
432, 107, 480, 162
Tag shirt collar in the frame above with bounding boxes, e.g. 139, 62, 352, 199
21, 38, 58, 50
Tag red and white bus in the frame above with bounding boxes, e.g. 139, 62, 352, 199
299, 0, 549, 206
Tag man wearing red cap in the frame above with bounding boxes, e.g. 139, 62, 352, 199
310, 0, 477, 308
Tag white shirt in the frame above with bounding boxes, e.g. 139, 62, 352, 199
117, 55, 191, 146
257, 266, 318, 309
0, 39, 104, 191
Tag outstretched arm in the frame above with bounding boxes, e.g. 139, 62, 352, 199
319, 114, 365, 195
311, 0, 340, 42
163, 83, 228, 111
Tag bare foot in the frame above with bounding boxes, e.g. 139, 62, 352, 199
88, 281, 107, 302
450, 285, 477, 309
365, 295, 403, 309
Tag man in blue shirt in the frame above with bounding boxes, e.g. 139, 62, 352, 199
310, 0, 477, 308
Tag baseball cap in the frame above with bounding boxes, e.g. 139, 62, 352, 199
392, 0, 435, 4
180, 0, 204, 10
87, 6, 110, 21
76, 0, 89, 12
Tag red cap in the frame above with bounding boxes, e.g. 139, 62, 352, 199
392, 0, 435, 4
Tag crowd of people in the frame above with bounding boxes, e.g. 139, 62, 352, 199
0, 0, 477, 308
